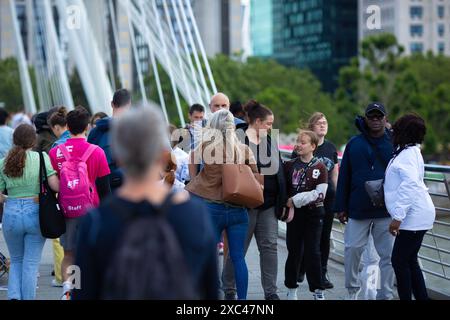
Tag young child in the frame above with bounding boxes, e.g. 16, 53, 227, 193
283, 130, 328, 300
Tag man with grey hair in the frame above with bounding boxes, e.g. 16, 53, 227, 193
73, 105, 218, 300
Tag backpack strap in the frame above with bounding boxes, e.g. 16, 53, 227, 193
81, 144, 97, 163
59, 144, 71, 161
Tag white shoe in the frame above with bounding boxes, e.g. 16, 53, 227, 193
52, 279, 63, 287
286, 288, 298, 300
313, 289, 325, 300
345, 288, 361, 300
61, 291, 71, 300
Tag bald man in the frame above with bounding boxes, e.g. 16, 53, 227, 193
209, 93, 245, 126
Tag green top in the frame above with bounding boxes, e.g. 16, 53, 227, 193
0, 151, 56, 198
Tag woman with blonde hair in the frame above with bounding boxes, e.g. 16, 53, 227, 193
186, 109, 258, 300
0, 124, 59, 299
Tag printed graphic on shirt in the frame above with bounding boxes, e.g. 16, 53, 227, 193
312, 168, 321, 179
316, 156, 335, 172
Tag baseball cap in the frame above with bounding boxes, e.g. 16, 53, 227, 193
365, 102, 386, 116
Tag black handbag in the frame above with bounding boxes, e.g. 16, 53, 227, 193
364, 178, 385, 208
39, 152, 66, 239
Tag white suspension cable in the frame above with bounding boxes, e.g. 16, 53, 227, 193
42, 0, 74, 109
151, 0, 185, 127
176, 0, 210, 105
137, 0, 169, 123
31, 1, 54, 110
170, 0, 202, 104
162, 0, 192, 105
184, 0, 217, 93
108, 0, 125, 88
124, 0, 147, 103
9, 0, 37, 114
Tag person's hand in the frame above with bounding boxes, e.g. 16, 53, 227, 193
0, 194, 6, 204
337, 211, 348, 224
389, 219, 402, 236
286, 198, 294, 208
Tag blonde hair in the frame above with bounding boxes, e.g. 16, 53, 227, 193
204, 109, 244, 163
297, 130, 319, 151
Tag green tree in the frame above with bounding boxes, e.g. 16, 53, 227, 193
334, 33, 450, 159
0, 58, 24, 112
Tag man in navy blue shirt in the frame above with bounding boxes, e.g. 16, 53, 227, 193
334, 102, 395, 300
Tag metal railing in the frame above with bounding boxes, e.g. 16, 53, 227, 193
279, 150, 450, 298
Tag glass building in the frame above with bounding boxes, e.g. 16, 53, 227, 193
253, 0, 358, 92
251, 0, 273, 57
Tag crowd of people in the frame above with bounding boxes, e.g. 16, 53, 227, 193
0, 90, 436, 300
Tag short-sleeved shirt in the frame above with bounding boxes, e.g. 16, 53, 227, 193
0, 125, 14, 159
49, 138, 110, 206
0, 151, 56, 197
314, 140, 338, 195
287, 159, 328, 206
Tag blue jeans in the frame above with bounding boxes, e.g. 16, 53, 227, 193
2, 198, 45, 300
205, 201, 249, 300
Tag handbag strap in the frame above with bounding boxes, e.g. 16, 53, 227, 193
39, 152, 50, 192
362, 134, 389, 169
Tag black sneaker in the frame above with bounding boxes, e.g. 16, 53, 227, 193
265, 293, 280, 300
323, 274, 334, 289
224, 292, 236, 300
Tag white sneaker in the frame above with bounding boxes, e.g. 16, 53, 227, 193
313, 289, 325, 300
61, 291, 71, 300
52, 279, 63, 287
286, 288, 298, 300
345, 288, 361, 300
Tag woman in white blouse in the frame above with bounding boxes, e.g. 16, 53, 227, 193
384, 113, 435, 300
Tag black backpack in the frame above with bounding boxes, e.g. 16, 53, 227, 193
99, 194, 198, 300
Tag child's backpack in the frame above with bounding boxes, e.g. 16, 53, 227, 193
98, 193, 198, 300
58, 144, 97, 218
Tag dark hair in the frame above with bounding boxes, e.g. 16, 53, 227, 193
91, 112, 108, 126
0, 108, 9, 125
48, 106, 68, 128
230, 101, 244, 117
392, 113, 426, 149
189, 103, 205, 115
243, 100, 273, 124
67, 106, 91, 135
3, 124, 36, 178
112, 89, 132, 108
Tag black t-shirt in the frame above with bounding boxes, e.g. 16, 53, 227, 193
248, 138, 278, 210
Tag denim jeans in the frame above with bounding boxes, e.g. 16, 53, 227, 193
222, 206, 278, 298
2, 198, 46, 300
205, 201, 249, 300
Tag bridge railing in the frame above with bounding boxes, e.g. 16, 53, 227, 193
279, 150, 450, 298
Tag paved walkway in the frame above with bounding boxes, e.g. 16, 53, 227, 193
0, 225, 350, 300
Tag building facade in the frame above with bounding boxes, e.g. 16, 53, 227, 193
359, 0, 450, 56
250, 0, 273, 57
269, 0, 358, 92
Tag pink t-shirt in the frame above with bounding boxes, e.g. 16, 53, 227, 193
49, 138, 110, 206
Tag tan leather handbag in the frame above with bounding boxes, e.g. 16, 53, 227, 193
222, 164, 264, 208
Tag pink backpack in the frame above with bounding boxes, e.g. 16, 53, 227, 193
58, 144, 97, 218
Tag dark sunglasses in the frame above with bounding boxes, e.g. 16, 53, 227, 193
366, 113, 384, 120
